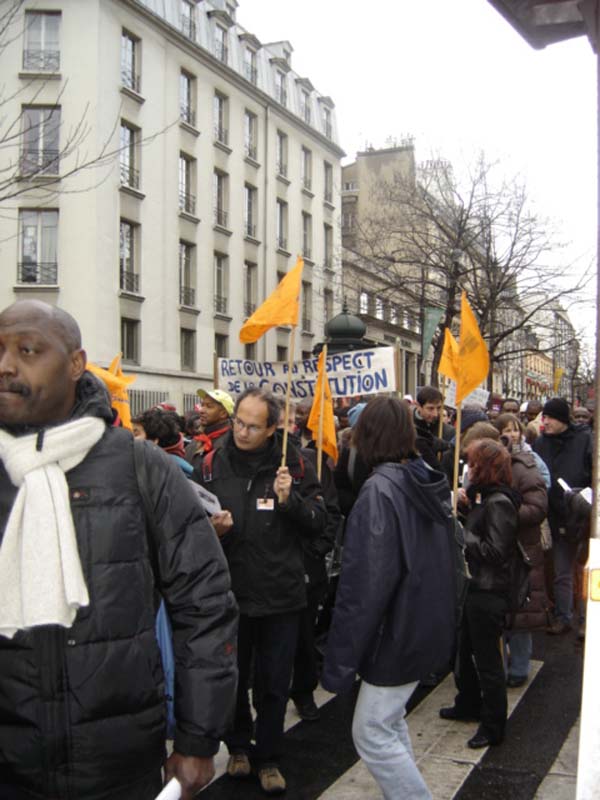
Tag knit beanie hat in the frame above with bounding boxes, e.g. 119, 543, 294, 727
460, 408, 488, 433
348, 402, 367, 428
542, 398, 570, 425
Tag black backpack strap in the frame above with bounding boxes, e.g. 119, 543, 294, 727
132, 439, 161, 592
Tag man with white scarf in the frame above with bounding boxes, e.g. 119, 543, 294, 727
0, 300, 238, 800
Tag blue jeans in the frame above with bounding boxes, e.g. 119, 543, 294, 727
352, 680, 431, 800
504, 631, 532, 679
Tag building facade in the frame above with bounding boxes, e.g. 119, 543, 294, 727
341, 145, 422, 397
0, 0, 344, 411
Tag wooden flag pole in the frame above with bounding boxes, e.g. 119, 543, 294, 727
438, 377, 446, 442
452, 404, 463, 515
280, 325, 297, 470
316, 345, 327, 482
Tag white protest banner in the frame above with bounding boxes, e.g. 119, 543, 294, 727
217, 347, 397, 399
444, 381, 490, 410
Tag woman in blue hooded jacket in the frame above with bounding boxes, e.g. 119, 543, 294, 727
321, 397, 457, 800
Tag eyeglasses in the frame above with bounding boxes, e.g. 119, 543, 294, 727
233, 416, 265, 435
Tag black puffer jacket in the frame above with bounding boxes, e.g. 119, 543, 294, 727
321, 458, 457, 693
193, 431, 327, 616
464, 485, 520, 594
0, 375, 238, 800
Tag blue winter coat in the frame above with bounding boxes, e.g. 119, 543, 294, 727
321, 458, 457, 693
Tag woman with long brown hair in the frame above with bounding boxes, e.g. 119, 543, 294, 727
440, 439, 519, 748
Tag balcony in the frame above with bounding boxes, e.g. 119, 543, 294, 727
214, 207, 228, 228
324, 189, 333, 204
121, 68, 140, 94
245, 221, 257, 239
277, 235, 287, 251
22, 49, 60, 71
244, 63, 258, 85
214, 294, 228, 314
17, 261, 57, 284
120, 269, 140, 293
120, 162, 140, 190
20, 148, 60, 176
302, 177, 312, 192
244, 301, 256, 317
302, 316, 312, 333
245, 142, 257, 161
303, 246, 312, 260
214, 41, 228, 64
276, 161, 288, 178
214, 124, 229, 146
180, 104, 196, 127
181, 17, 196, 40
180, 285, 196, 306
179, 191, 196, 216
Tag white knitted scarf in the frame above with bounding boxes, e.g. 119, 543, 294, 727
0, 417, 105, 639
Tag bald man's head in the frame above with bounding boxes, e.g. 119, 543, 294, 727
0, 300, 86, 426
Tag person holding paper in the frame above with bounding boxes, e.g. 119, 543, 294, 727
193, 387, 327, 795
0, 300, 238, 800
533, 397, 593, 637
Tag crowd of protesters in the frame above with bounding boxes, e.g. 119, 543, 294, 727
0, 303, 594, 799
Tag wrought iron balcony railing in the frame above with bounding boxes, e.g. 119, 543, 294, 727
17, 261, 57, 284
23, 49, 60, 71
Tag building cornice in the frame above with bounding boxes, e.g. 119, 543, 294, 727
120, 0, 345, 157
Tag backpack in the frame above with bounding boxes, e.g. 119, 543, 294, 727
505, 540, 533, 629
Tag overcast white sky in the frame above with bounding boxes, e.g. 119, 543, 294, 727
240, 0, 597, 338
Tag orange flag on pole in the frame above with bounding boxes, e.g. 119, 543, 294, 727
307, 350, 338, 465
438, 327, 459, 383
87, 354, 137, 429
240, 256, 304, 343
455, 291, 489, 405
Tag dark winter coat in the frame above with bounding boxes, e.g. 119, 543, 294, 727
300, 441, 342, 594
321, 458, 457, 693
509, 449, 549, 631
193, 431, 327, 617
0, 374, 238, 800
464, 486, 520, 595
413, 409, 451, 469
533, 425, 592, 533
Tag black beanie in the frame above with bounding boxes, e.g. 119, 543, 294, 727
542, 398, 571, 426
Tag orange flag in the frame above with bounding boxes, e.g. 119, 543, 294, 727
240, 256, 304, 343
307, 351, 338, 465
438, 327, 459, 382
87, 355, 137, 429
455, 291, 489, 405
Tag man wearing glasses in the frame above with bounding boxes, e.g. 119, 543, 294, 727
193, 387, 327, 795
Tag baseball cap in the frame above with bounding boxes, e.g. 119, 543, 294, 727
196, 388, 234, 417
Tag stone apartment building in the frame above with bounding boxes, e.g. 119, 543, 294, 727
0, 0, 344, 411
341, 144, 422, 397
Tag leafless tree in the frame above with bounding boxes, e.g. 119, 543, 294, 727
343, 151, 592, 388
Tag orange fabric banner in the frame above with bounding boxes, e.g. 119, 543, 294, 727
438, 327, 459, 382
239, 256, 304, 343
307, 351, 338, 465
455, 291, 489, 405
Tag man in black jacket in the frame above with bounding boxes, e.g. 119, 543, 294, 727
194, 387, 327, 795
413, 386, 452, 468
0, 300, 238, 800
533, 397, 593, 635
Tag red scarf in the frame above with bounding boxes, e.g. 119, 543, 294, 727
194, 422, 231, 455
